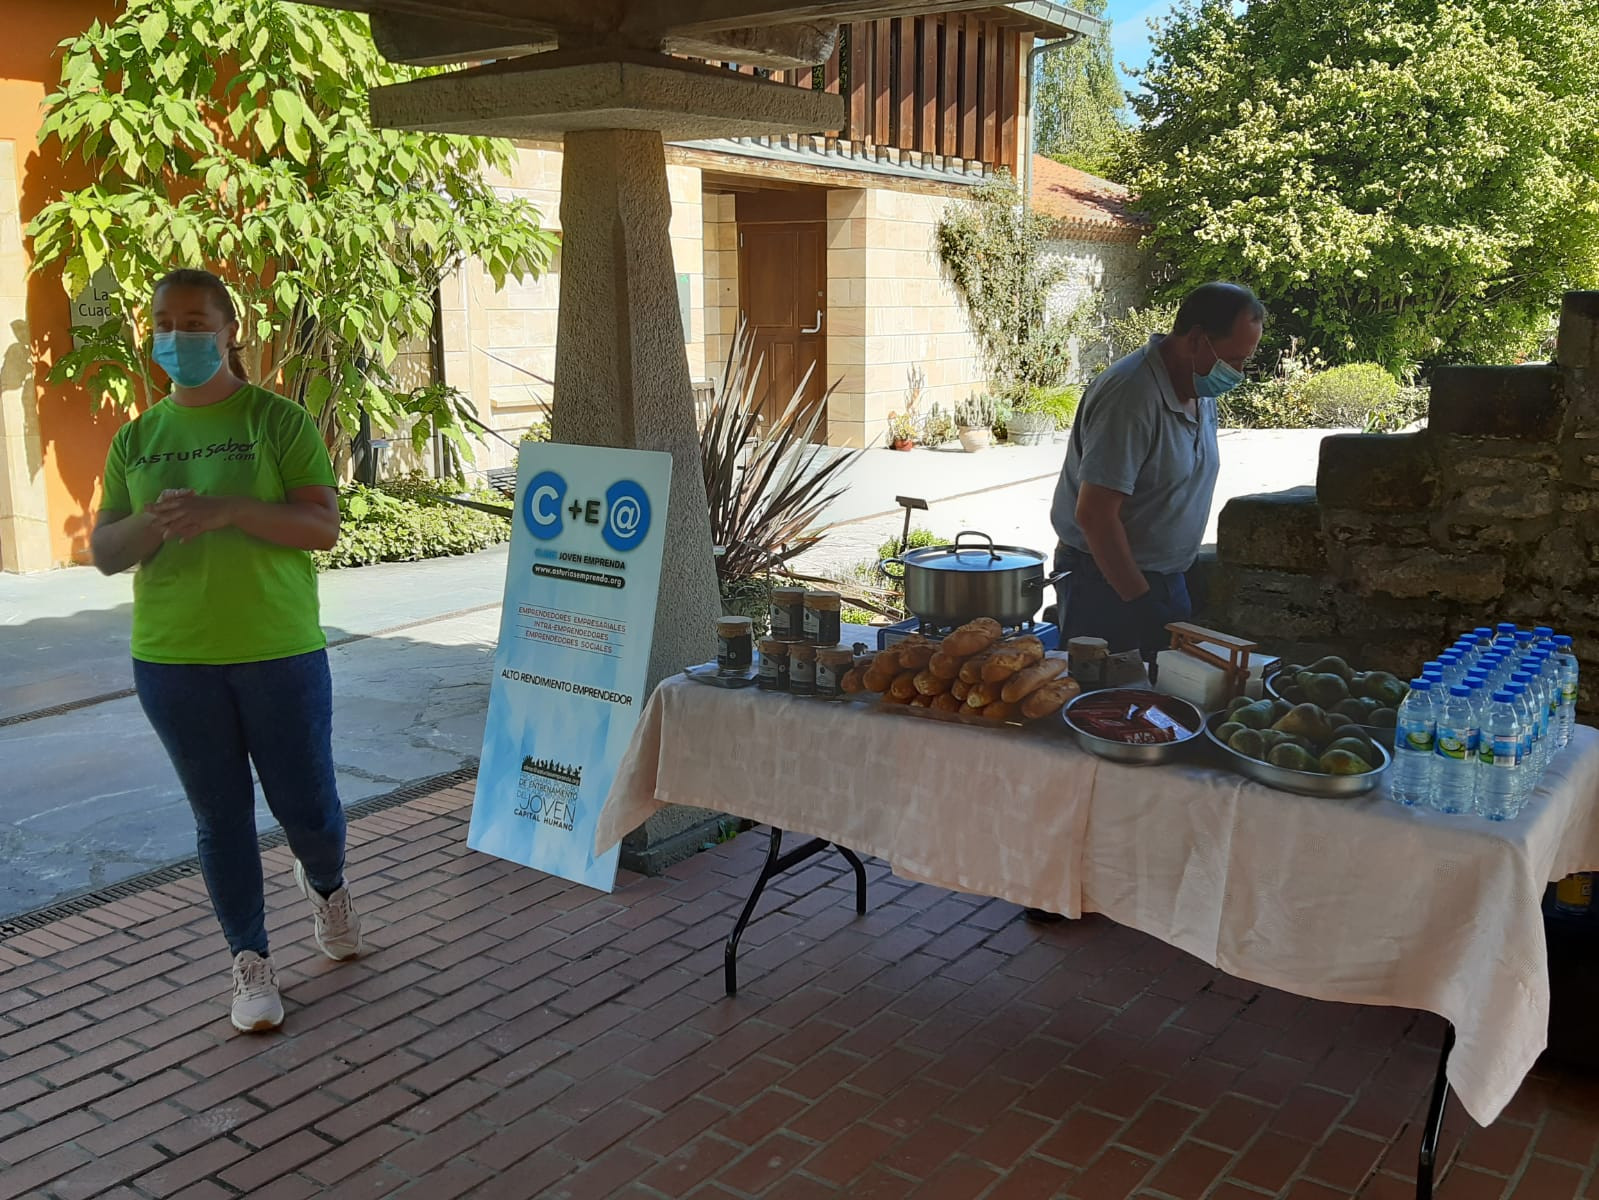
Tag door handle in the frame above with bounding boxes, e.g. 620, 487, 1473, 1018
800, 310, 824, 334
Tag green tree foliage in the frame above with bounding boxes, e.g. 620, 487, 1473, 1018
1033, 0, 1130, 178
1123, 0, 1599, 368
28, 0, 557, 443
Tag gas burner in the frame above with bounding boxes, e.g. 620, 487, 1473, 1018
876, 615, 1060, 653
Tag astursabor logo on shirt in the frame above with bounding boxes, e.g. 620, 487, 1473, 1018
129, 439, 259, 468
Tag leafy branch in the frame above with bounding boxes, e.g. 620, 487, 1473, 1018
27, 0, 558, 447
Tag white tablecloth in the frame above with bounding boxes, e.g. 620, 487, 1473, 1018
597, 677, 1599, 1126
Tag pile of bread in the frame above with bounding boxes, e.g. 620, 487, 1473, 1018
842, 618, 1080, 723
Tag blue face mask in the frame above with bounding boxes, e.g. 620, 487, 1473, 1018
153, 330, 224, 389
1193, 335, 1245, 397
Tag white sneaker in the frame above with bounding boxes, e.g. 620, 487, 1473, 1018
231, 951, 284, 1033
294, 860, 363, 961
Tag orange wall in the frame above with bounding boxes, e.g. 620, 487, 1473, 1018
3, 0, 126, 565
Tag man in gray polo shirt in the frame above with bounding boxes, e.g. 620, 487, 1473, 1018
1050, 282, 1265, 659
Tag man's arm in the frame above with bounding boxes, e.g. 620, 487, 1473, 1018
147, 485, 340, 551
91, 510, 165, 575
1074, 483, 1149, 602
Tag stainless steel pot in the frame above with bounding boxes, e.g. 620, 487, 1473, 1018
881, 531, 1067, 627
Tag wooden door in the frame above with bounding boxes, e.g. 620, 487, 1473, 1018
738, 222, 827, 441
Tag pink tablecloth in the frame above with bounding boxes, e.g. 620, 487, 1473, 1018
597, 677, 1599, 1126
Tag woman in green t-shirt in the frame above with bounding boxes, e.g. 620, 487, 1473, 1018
93, 269, 363, 1034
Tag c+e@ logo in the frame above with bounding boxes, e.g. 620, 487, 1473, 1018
523, 470, 651, 553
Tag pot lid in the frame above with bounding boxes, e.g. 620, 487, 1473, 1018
899, 532, 1047, 573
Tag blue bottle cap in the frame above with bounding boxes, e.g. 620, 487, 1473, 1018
1535, 625, 1554, 637
1508, 682, 1527, 695
1465, 675, 1487, 688
1497, 623, 1518, 634
1440, 651, 1462, 663
1409, 678, 1431, 690
1450, 685, 1472, 698
1492, 689, 1514, 705
1512, 672, 1534, 684
1555, 634, 1573, 648
1474, 627, 1493, 638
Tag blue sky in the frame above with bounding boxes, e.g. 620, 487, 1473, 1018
1101, 0, 1175, 95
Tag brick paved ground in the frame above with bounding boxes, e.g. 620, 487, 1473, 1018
1, 780, 1596, 1200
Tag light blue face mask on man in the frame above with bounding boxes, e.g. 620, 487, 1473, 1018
1192, 333, 1245, 398
152, 330, 224, 389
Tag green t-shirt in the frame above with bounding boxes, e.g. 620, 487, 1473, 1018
100, 385, 337, 665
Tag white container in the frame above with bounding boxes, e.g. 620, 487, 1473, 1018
1155, 650, 1232, 712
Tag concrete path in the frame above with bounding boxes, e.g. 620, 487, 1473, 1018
0, 549, 511, 919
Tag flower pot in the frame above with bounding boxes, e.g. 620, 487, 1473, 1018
1007, 411, 1056, 447
891, 438, 916, 451
957, 426, 991, 453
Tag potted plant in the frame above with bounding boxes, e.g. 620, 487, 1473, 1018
920, 404, 956, 449
954, 393, 996, 453
886, 410, 919, 450
1006, 398, 1056, 447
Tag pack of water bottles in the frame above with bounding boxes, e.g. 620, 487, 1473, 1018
1390, 624, 1581, 819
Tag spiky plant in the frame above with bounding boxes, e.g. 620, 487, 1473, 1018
700, 324, 863, 587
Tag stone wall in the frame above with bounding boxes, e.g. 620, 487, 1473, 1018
1206, 291, 1599, 715
1042, 233, 1150, 381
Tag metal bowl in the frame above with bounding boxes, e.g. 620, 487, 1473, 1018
1203, 712, 1391, 798
1062, 689, 1205, 765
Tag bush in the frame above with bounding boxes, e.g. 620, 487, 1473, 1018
1299, 364, 1401, 427
1220, 361, 1418, 431
1104, 303, 1176, 361
315, 475, 511, 570
1364, 385, 1430, 433
1019, 384, 1081, 428
720, 575, 773, 636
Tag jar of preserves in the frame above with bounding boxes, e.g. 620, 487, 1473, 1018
757, 638, 790, 691
788, 642, 818, 696
804, 590, 842, 645
816, 646, 855, 698
770, 587, 807, 641
716, 617, 754, 675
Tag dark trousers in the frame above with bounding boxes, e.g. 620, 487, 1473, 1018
133, 650, 347, 957
1054, 545, 1193, 661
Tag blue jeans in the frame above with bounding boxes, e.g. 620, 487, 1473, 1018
1054, 545, 1193, 661
134, 650, 347, 957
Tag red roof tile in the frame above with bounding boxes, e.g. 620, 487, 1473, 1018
1030, 154, 1146, 241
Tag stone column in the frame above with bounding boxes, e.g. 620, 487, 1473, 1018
549, 129, 725, 872
549, 128, 722, 691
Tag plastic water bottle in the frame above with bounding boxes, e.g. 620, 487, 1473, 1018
1535, 659, 1560, 761
1392, 679, 1438, 807
1434, 685, 1479, 814
1511, 670, 1544, 777
1532, 655, 1556, 769
1440, 652, 1467, 689
1553, 635, 1580, 749
1506, 683, 1537, 804
1530, 655, 1557, 769
1478, 690, 1523, 820
1496, 622, 1518, 646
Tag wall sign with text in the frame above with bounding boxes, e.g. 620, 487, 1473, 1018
467, 443, 672, 891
